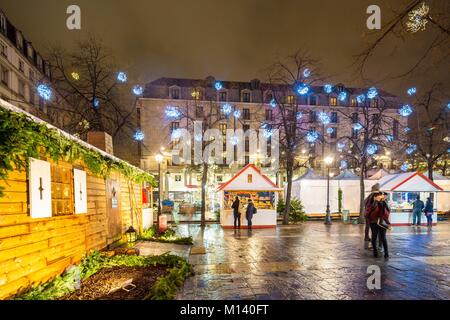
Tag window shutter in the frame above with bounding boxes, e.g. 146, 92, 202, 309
29, 158, 52, 218
74, 169, 87, 214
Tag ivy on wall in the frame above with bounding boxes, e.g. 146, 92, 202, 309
0, 108, 155, 197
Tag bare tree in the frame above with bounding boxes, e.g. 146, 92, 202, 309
45, 37, 135, 140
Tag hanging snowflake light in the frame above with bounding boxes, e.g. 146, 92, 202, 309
406, 2, 430, 33
386, 135, 394, 142
132, 85, 144, 96
214, 81, 223, 90
399, 104, 413, 117
367, 87, 378, 99
306, 131, 319, 143
230, 135, 239, 145
269, 98, 277, 108
404, 127, 411, 133
400, 162, 410, 172
318, 111, 331, 125
340, 160, 348, 169
222, 103, 232, 115
71, 71, 80, 81
165, 106, 181, 119
117, 71, 127, 83
356, 94, 366, 104
324, 84, 333, 94
366, 144, 378, 155
296, 83, 310, 95
327, 127, 334, 135
263, 129, 273, 138
92, 98, 100, 109
303, 68, 311, 78
171, 129, 182, 140
296, 111, 303, 120
133, 130, 145, 141
407, 87, 416, 96
37, 83, 52, 100
405, 144, 417, 155
337, 142, 345, 151
194, 134, 203, 142
233, 110, 241, 118
447, 102, 450, 110
353, 123, 363, 131
338, 91, 347, 102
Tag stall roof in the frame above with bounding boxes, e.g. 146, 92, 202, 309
333, 169, 359, 180
293, 168, 325, 181
379, 172, 444, 192
368, 168, 390, 180
217, 164, 281, 191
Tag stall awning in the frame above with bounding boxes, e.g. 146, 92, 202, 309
217, 164, 282, 191
379, 172, 444, 192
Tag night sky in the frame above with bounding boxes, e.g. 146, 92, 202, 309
0, 0, 448, 96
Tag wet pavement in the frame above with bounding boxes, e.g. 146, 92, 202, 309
175, 222, 450, 300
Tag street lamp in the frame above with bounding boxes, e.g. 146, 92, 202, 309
155, 152, 164, 232
324, 156, 334, 225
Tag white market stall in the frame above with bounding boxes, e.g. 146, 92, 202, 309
378, 172, 445, 226
431, 172, 450, 213
217, 164, 281, 229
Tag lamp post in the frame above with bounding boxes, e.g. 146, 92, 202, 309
155, 152, 164, 232
324, 156, 334, 225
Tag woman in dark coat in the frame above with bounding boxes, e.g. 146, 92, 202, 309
231, 196, 241, 229
367, 192, 391, 259
424, 197, 434, 227
246, 199, 256, 230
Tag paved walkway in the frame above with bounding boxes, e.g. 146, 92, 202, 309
175, 221, 450, 300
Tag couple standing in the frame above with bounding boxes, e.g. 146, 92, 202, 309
412, 195, 434, 227
364, 184, 390, 259
231, 196, 257, 230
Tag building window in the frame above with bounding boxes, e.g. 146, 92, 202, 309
37, 55, 43, 71
196, 106, 203, 118
243, 108, 250, 120
351, 112, 359, 123
174, 175, 182, 182
0, 14, 6, 33
1, 66, 9, 87
351, 128, 359, 138
372, 113, 380, 134
29, 70, 34, 82
330, 127, 337, 139
245, 139, 249, 152
309, 95, 317, 105
287, 95, 295, 104
393, 119, 399, 140
331, 112, 338, 123
329, 97, 337, 106
170, 121, 179, 132
219, 123, 227, 135
218, 91, 227, 102
265, 91, 273, 103
51, 165, 74, 216
19, 60, 24, 73
18, 80, 25, 97
191, 88, 201, 100
242, 91, 251, 103
370, 99, 378, 108
169, 87, 180, 99
247, 174, 252, 183
16, 31, 23, 51
265, 109, 273, 121
351, 98, 357, 107
243, 124, 250, 132
0, 41, 7, 58
309, 110, 317, 123
29, 87, 35, 104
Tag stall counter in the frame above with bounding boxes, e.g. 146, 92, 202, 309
220, 209, 277, 229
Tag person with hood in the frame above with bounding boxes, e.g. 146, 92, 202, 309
424, 196, 434, 227
367, 192, 391, 259
246, 198, 257, 230
364, 183, 380, 244
231, 196, 241, 229
412, 195, 425, 226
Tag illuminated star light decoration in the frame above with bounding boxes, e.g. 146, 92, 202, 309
222, 103, 232, 115
92, 98, 100, 109
404, 127, 412, 133
296, 83, 310, 95
296, 111, 303, 120
386, 135, 394, 142
132, 85, 144, 96
405, 144, 417, 155
230, 135, 239, 145
303, 68, 311, 78
399, 104, 413, 117
340, 160, 348, 169
366, 144, 378, 155
337, 142, 345, 151
233, 110, 241, 118
71, 71, 80, 80
353, 123, 363, 131
263, 129, 273, 138
323, 84, 333, 94
214, 81, 223, 91
269, 98, 277, 108
447, 102, 450, 110
367, 87, 378, 99
37, 83, 52, 100
407, 87, 416, 96
327, 127, 334, 135
117, 72, 127, 83
165, 106, 181, 119
318, 111, 331, 125
194, 134, 202, 142
338, 91, 347, 102
306, 131, 319, 143
400, 162, 410, 172
356, 94, 366, 104
133, 130, 145, 141
171, 129, 182, 140
406, 2, 430, 33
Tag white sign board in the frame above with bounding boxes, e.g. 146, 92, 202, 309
74, 168, 87, 214
29, 158, 52, 218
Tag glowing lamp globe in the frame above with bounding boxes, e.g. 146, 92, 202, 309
133, 85, 144, 96
117, 71, 127, 83
324, 156, 334, 165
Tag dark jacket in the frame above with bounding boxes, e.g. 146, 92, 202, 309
231, 199, 240, 215
424, 200, 433, 213
412, 199, 425, 212
367, 200, 390, 224
246, 202, 256, 219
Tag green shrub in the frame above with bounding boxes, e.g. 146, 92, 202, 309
288, 198, 307, 223
138, 225, 193, 245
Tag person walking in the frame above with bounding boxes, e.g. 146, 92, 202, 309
367, 192, 391, 259
412, 195, 425, 226
424, 196, 434, 227
246, 199, 257, 230
231, 196, 241, 229
364, 183, 380, 247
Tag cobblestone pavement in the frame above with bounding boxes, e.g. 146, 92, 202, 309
176, 222, 450, 300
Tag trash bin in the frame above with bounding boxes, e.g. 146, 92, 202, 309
342, 210, 349, 223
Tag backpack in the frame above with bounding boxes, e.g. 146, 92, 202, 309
253, 206, 257, 214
